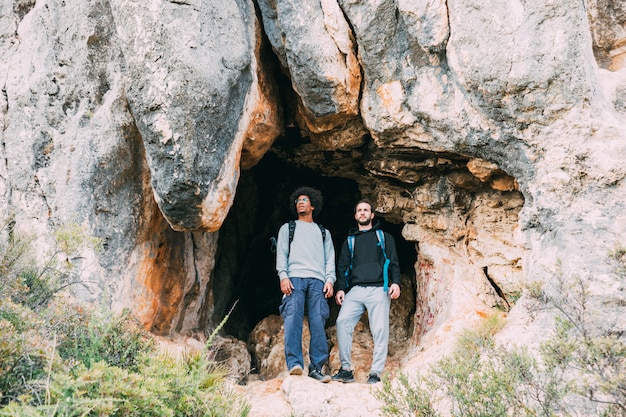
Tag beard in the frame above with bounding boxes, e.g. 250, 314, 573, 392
357, 218, 372, 226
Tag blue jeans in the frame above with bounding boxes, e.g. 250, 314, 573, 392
280, 278, 330, 371
336, 286, 390, 375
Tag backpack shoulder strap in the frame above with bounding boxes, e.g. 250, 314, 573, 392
288, 220, 296, 244
375, 230, 385, 251
287, 220, 296, 257
289, 221, 325, 256
344, 235, 355, 287
317, 223, 326, 241
375, 230, 390, 293
317, 223, 327, 266
347, 235, 355, 257
287, 220, 326, 256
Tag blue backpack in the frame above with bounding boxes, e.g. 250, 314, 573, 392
344, 230, 391, 292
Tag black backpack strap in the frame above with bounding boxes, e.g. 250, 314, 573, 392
288, 220, 296, 242
288, 220, 296, 257
317, 223, 326, 241
287, 221, 325, 257
317, 223, 327, 267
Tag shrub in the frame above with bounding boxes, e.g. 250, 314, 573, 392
53, 305, 154, 371
377, 271, 625, 417
0, 221, 101, 311
0, 222, 97, 405
0, 230, 44, 309
375, 373, 439, 417
0, 299, 51, 406
540, 275, 626, 416
607, 246, 626, 279
1, 351, 250, 417
378, 321, 567, 417
0, 223, 250, 416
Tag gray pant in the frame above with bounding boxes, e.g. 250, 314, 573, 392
335, 286, 390, 375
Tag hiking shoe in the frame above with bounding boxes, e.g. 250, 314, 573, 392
367, 373, 381, 384
331, 368, 355, 383
289, 365, 303, 376
308, 369, 331, 383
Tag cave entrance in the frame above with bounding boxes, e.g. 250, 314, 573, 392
211, 151, 417, 342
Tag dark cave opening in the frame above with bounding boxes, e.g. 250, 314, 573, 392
211, 151, 417, 342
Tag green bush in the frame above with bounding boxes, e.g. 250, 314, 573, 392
377, 272, 625, 417
1, 352, 249, 417
0, 299, 51, 406
375, 373, 438, 417
53, 305, 154, 371
0, 231, 46, 309
0, 223, 250, 416
540, 275, 626, 416
0, 222, 94, 406
377, 323, 567, 417
0, 221, 100, 311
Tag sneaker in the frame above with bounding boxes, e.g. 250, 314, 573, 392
289, 365, 303, 375
331, 368, 355, 383
308, 369, 331, 383
367, 373, 381, 384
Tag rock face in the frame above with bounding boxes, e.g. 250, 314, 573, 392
111, 0, 280, 231
1, 0, 625, 414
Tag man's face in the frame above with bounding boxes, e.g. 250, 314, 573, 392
355, 202, 374, 226
295, 195, 313, 216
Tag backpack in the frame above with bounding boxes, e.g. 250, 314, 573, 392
270, 220, 326, 257
344, 229, 390, 292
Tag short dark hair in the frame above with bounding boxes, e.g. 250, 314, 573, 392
289, 186, 323, 218
354, 198, 374, 214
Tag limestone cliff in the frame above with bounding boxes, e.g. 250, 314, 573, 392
1, 0, 625, 414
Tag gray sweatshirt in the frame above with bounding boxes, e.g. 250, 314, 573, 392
276, 220, 336, 285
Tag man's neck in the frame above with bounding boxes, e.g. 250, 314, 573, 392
297, 214, 314, 223
358, 223, 372, 231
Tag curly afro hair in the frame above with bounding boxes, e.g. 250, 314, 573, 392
289, 186, 323, 219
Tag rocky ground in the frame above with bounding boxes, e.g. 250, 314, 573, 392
240, 373, 385, 417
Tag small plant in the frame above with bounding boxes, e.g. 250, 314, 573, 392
0, 228, 37, 303
375, 373, 439, 417
608, 246, 626, 279
53, 305, 154, 371
505, 289, 522, 305
0, 221, 102, 310
0, 299, 51, 406
52, 220, 102, 259
456, 311, 506, 353
523, 280, 545, 301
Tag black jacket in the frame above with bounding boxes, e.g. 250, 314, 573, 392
336, 221, 401, 292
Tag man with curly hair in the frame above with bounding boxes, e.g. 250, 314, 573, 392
276, 186, 336, 382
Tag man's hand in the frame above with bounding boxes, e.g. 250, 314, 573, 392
389, 283, 401, 299
280, 278, 294, 295
323, 282, 334, 298
335, 290, 345, 305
